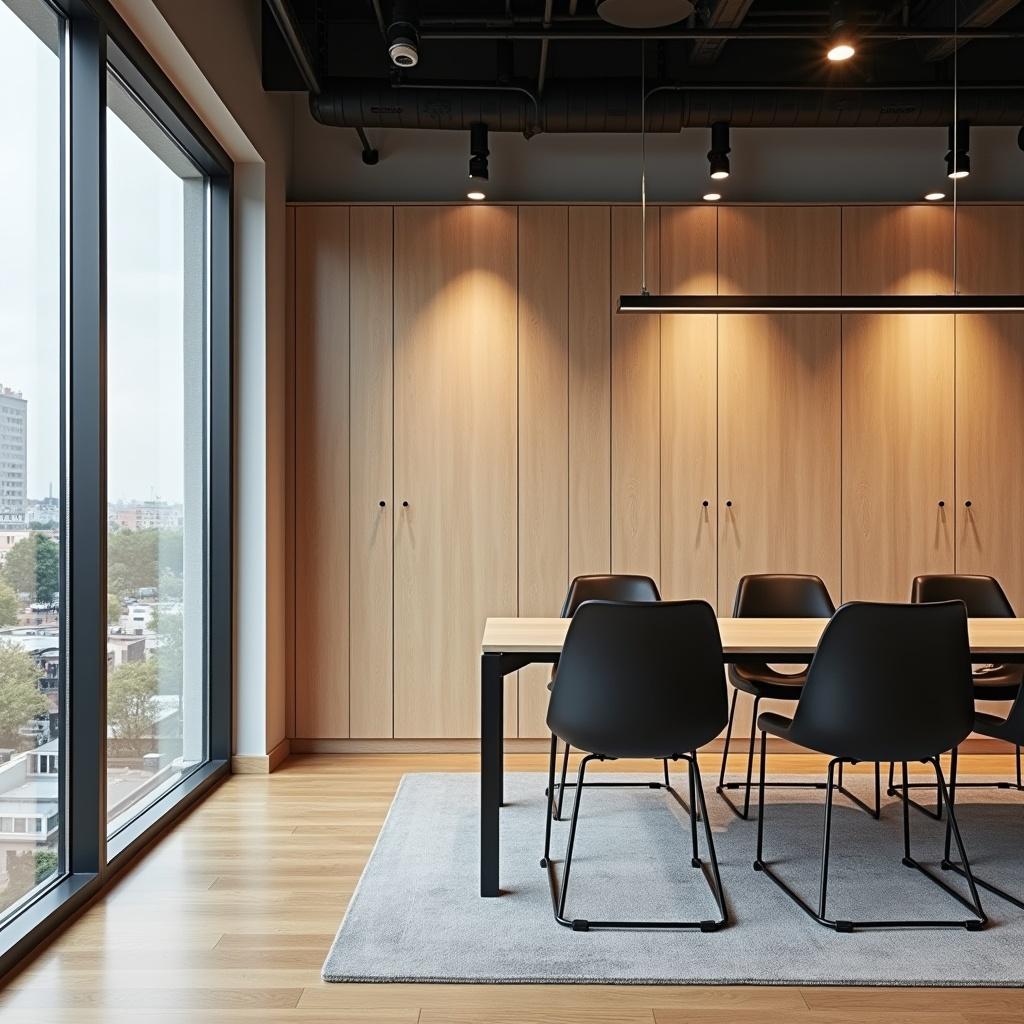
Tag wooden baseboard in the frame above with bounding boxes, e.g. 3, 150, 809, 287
289, 736, 1012, 755
231, 737, 291, 774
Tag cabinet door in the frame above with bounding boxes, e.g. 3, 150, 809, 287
956, 314, 1024, 613
842, 314, 955, 601
393, 206, 519, 739
660, 206, 718, 605
611, 205, 661, 581
718, 315, 841, 610
518, 206, 569, 738
349, 207, 394, 738
294, 207, 350, 738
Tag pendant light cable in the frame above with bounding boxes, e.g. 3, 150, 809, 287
640, 41, 648, 296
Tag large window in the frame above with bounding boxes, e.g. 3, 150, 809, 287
0, 0, 64, 926
105, 75, 209, 837
0, 0, 231, 977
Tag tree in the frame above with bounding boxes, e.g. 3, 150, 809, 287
1, 534, 59, 604
107, 528, 183, 600
34, 850, 58, 884
0, 642, 47, 749
0, 580, 20, 628
107, 659, 158, 757
107, 593, 122, 627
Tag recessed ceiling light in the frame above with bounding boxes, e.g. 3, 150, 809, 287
924, 191, 946, 201
703, 192, 722, 202
827, 43, 855, 61
467, 191, 486, 201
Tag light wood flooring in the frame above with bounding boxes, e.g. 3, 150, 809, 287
1, 752, 1023, 1023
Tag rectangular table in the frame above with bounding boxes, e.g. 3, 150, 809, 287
479, 615, 1024, 897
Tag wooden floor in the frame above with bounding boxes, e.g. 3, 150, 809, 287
1, 752, 1023, 1023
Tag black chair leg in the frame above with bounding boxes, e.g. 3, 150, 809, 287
554, 740, 571, 820
544, 753, 727, 932
942, 742, 1024, 909
755, 753, 986, 931
719, 695, 760, 820
542, 732, 558, 864
688, 752, 700, 868
717, 687, 739, 792
888, 759, 943, 821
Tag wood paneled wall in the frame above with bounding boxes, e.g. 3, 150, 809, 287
289, 203, 1024, 743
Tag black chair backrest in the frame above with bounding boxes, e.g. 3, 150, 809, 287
732, 574, 835, 618
732, 574, 835, 677
547, 600, 728, 760
788, 601, 974, 763
997, 686, 1024, 745
560, 574, 660, 617
912, 574, 1015, 617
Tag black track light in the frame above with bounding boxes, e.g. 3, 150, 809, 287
946, 121, 971, 180
467, 123, 489, 199
708, 122, 730, 180
827, 0, 856, 60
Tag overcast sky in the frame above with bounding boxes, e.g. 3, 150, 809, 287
1, 0, 187, 505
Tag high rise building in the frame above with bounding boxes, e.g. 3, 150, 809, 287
0, 387, 27, 527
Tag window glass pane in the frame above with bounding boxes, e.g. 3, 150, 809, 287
105, 72, 208, 838
0, 0, 64, 924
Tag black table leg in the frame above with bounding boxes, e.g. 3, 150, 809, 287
481, 652, 505, 897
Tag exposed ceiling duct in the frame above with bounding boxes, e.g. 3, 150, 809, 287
309, 78, 1024, 133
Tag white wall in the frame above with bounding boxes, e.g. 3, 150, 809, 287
113, 0, 293, 759
291, 104, 1023, 204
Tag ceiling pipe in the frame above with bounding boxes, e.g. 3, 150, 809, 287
537, 0, 554, 96
418, 26, 1024, 40
264, 0, 321, 94
310, 77, 1024, 132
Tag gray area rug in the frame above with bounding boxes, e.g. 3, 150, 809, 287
323, 770, 1024, 985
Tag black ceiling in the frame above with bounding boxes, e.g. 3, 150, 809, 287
264, 0, 1024, 92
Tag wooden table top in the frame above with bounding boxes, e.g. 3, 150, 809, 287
482, 616, 1024, 658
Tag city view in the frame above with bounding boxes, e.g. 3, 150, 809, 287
0, 382, 193, 914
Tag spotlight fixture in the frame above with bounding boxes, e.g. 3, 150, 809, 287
946, 122, 971, 179
708, 122, 730, 180
387, 0, 420, 68
468, 123, 489, 184
467, 190, 486, 202
703, 192, 722, 202
924, 191, 946, 202
826, 0, 856, 60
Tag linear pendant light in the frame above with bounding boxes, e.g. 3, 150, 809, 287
619, 0, 1023, 317
618, 295, 1024, 313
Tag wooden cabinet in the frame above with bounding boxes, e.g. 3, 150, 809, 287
349, 207, 394, 738
611, 206, 661, 581
289, 201, 1024, 746
719, 206, 840, 295
718, 315, 841, 610
660, 206, 718, 605
294, 206, 351, 738
842, 314, 956, 601
842, 206, 953, 295
955, 314, 1024, 613
518, 207, 570, 738
393, 206, 519, 739
568, 206, 612, 580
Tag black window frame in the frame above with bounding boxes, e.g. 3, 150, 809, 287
0, 0, 232, 976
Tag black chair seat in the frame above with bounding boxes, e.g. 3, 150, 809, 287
974, 710, 1021, 743
730, 664, 808, 701
972, 665, 1023, 703
756, 710, 796, 741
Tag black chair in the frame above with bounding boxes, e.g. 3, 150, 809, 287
943, 687, 1024, 908
542, 600, 729, 932
894, 574, 1024, 818
717, 574, 880, 820
548, 574, 664, 820
754, 601, 986, 932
